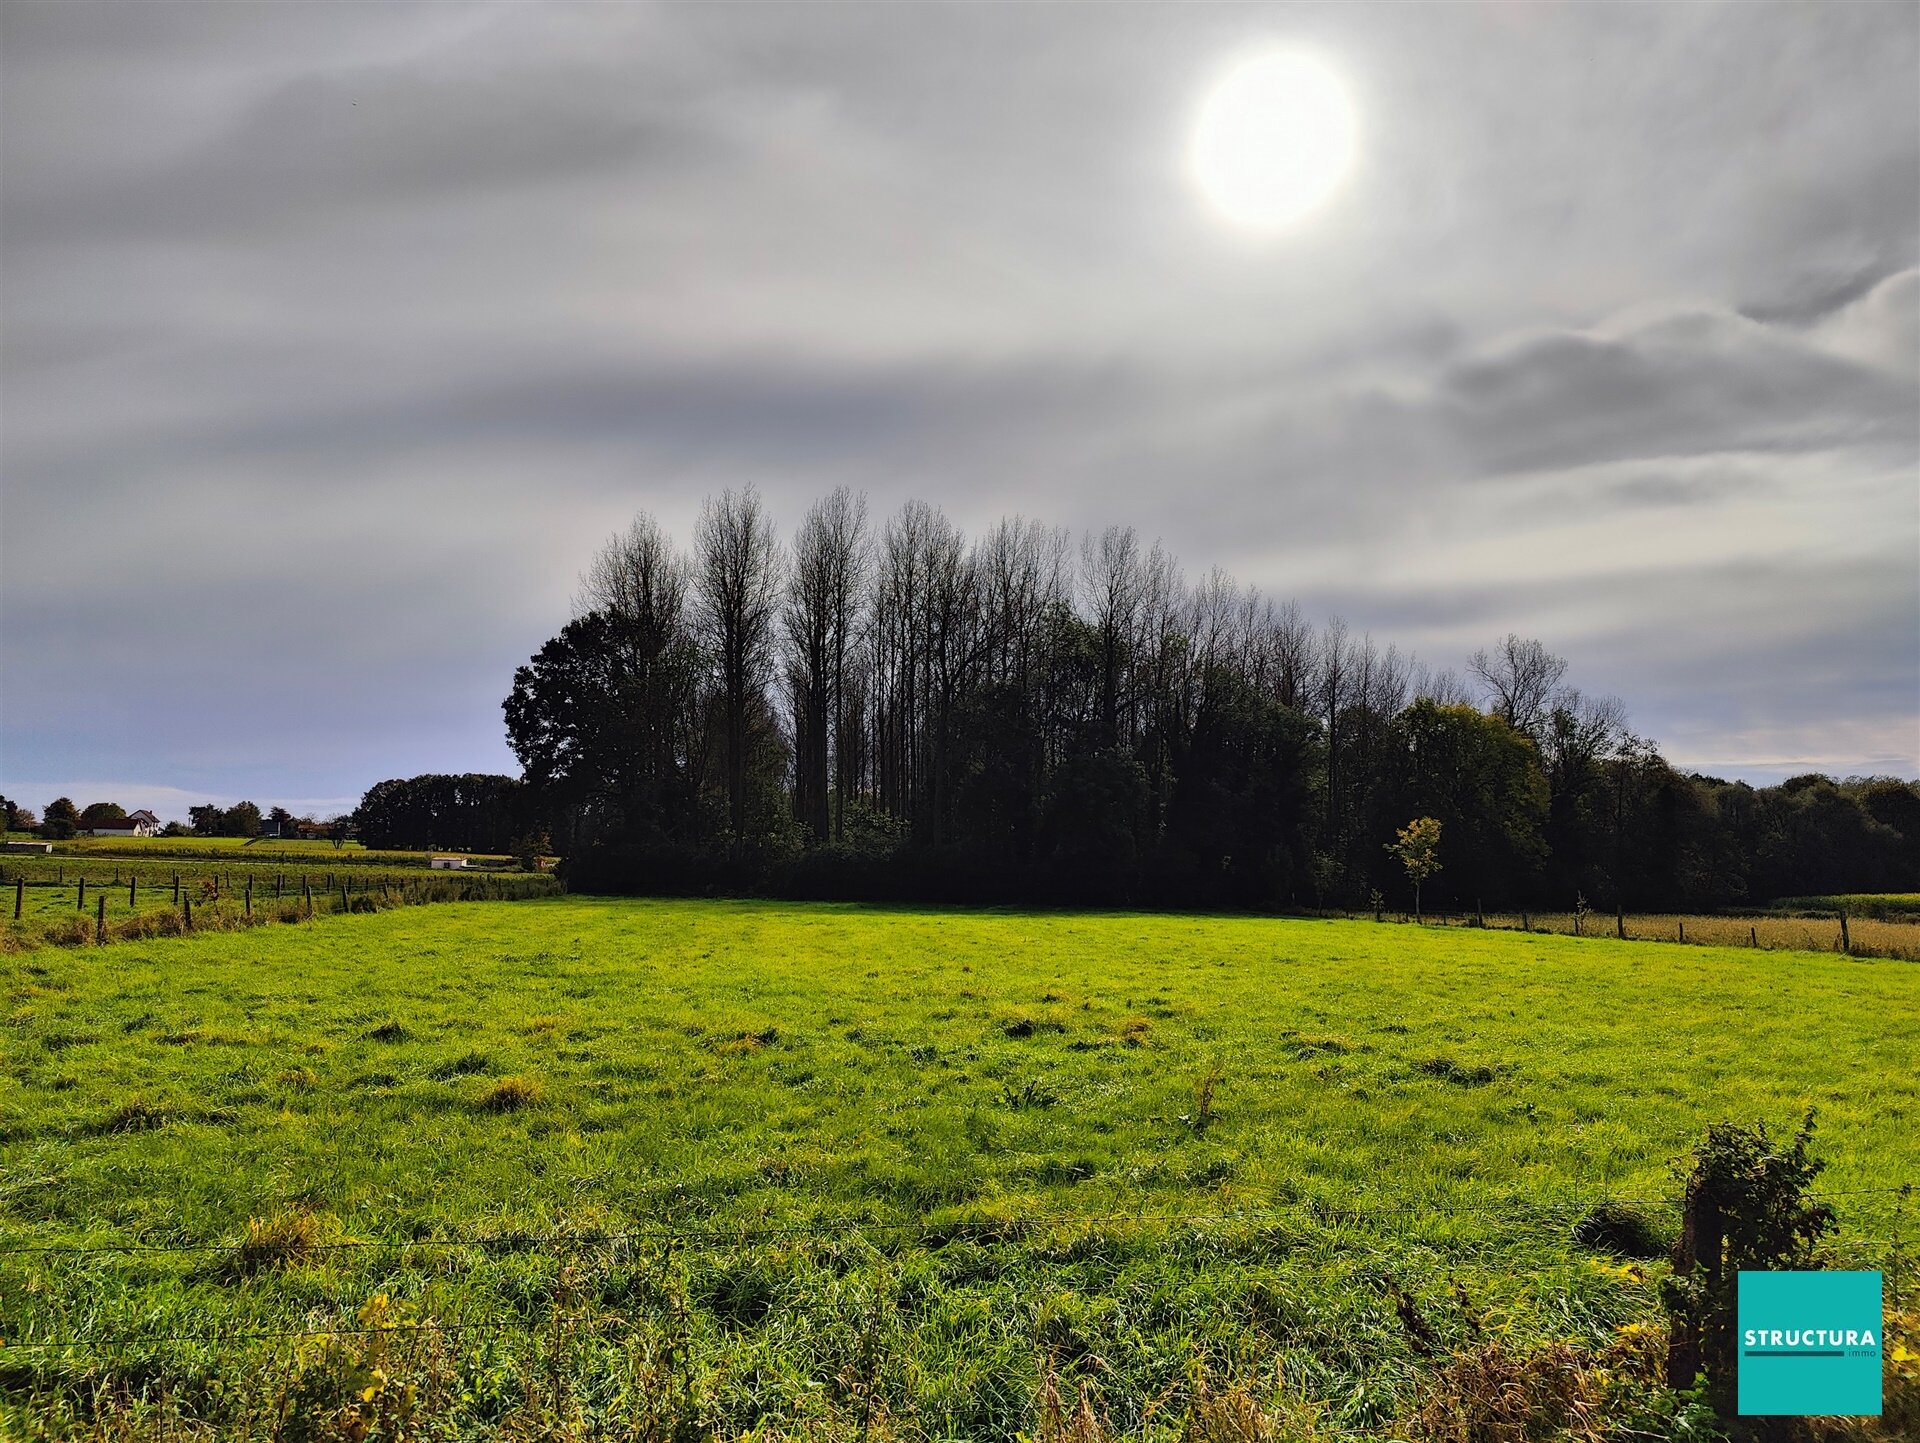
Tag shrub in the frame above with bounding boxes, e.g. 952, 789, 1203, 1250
1661, 1109, 1836, 1421
477, 1074, 543, 1112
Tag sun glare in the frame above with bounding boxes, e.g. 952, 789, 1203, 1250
1189, 49, 1357, 231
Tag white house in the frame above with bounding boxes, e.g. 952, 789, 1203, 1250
88, 809, 162, 838
429, 855, 468, 870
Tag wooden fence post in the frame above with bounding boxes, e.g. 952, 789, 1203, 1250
1838, 910, 1851, 955
184, 894, 193, 929
96, 893, 106, 944
172, 872, 180, 905
128, 877, 136, 907
1750, 925, 1758, 947
1616, 904, 1625, 940
1678, 920, 1685, 944
13, 877, 22, 920
77, 876, 85, 911
245, 879, 252, 918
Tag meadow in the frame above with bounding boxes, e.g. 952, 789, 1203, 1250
0, 857, 558, 951
0, 899, 1915, 1439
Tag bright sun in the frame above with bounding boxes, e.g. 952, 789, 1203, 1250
1189, 49, 1357, 231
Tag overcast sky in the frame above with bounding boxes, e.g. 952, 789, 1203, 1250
2, 2, 1915, 820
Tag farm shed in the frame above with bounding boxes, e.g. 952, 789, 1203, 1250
429, 855, 468, 870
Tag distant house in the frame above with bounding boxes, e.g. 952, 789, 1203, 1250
429, 855, 468, 870
88, 810, 162, 838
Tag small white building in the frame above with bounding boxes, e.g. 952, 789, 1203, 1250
88, 810, 162, 838
429, 855, 468, 870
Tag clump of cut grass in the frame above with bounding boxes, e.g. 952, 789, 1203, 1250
431, 1049, 490, 1080
229, 1207, 341, 1276
275, 1066, 319, 1091
476, 1074, 543, 1112
1571, 1201, 1667, 1260
1288, 1034, 1352, 1059
98, 1096, 175, 1134
1418, 1056, 1497, 1086
1119, 1016, 1152, 1047
522, 1013, 565, 1035
364, 1020, 408, 1042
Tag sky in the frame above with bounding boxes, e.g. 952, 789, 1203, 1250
2, 2, 1916, 821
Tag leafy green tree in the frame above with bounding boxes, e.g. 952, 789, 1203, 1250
41, 797, 80, 840
223, 801, 263, 838
79, 801, 126, 829
1386, 816, 1442, 921
1386, 701, 1547, 908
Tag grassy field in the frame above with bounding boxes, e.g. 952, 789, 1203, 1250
1776, 893, 1920, 921
1, 899, 1915, 1438
4, 833, 507, 865
1440, 908, 1920, 960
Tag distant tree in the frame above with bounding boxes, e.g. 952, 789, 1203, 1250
1387, 701, 1547, 907
79, 801, 126, 830
785, 487, 869, 845
223, 801, 263, 838
267, 806, 295, 836
353, 776, 523, 852
512, 829, 551, 872
160, 821, 191, 838
327, 815, 353, 848
0, 795, 22, 833
695, 486, 783, 837
188, 804, 223, 836
6, 801, 39, 833
1387, 816, 1442, 922
41, 797, 80, 840
1469, 635, 1568, 738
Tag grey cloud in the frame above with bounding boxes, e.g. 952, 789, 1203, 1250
1436, 306, 1916, 475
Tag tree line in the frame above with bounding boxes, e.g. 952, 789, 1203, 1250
487, 488, 1918, 910
1, 796, 349, 843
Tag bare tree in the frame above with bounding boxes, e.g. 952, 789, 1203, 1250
785, 488, 871, 845
1469, 634, 1569, 737
695, 487, 784, 834
1082, 526, 1147, 748
576, 513, 703, 826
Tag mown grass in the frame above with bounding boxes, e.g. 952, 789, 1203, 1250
0, 898, 1915, 1438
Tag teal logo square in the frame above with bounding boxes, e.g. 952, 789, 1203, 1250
1737, 1270, 1882, 1416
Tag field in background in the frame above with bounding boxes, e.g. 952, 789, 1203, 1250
3, 833, 507, 864
1, 898, 1914, 1437
0, 855, 557, 950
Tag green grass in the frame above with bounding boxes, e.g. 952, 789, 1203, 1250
1, 898, 1915, 1436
